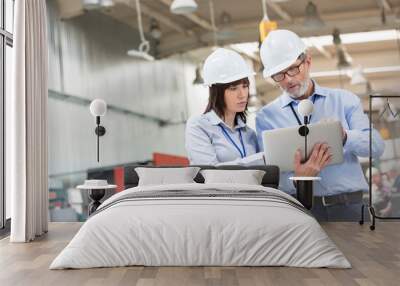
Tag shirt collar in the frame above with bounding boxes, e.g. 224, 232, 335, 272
205, 110, 246, 130
280, 80, 327, 109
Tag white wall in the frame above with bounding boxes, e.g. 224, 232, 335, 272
182, 57, 209, 117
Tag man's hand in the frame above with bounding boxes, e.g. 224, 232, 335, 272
294, 143, 332, 177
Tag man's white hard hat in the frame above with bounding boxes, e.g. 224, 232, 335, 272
365, 167, 380, 179
260, 29, 307, 78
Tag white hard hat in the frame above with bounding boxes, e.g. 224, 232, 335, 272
202, 48, 255, 86
260, 29, 307, 78
365, 167, 380, 179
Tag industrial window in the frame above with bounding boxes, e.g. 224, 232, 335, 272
0, 0, 14, 234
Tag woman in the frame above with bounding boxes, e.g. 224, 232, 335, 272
185, 48, 260, 165
185, 48, 331, 175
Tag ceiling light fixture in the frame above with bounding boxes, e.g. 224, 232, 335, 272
149, 18, 162, 40
170, 0, 198, 15
332, 28, 352, 69
336, 49, 352, 69
127, 0, 154, 61
216, 12, 238, 40
259, 0, 277, 42
304, 1, 325, 29
193, 66, 204, 85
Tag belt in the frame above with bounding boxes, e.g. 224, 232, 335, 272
314, 191, 363, 207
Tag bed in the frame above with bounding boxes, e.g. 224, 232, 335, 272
50, 165, 351, 269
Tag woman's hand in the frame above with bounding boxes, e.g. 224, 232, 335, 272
294, 143, 332, 177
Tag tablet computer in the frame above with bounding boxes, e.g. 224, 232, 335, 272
262, 121, 344, 172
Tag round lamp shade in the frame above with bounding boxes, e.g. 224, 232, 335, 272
170, 0, 198, 14
298, 99, 314, 117
90, 99, 107, 117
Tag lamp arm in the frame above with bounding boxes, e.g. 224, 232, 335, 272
96, 116, 100, 162
304, 116, 308, 161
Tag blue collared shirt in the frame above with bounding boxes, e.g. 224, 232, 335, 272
256, 81, 385, 196
185, 110, 260, 165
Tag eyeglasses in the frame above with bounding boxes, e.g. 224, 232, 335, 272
271, 55, 306, 82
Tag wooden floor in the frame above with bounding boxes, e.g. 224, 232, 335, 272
0, 222, 399, 286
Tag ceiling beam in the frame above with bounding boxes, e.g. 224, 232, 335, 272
376, 0, 392, 11
266, 0, 292, 22
303, 37, 333, 59
56, 0, 84, 19
313, 45, 332, 59
230, 46, 260, 63
158, 7, 400, 57
116, 0, 193, 35
310, 66, 400, 78
157, 0, 216, 31
110, 2, 398, 59
234, 8, 393, 30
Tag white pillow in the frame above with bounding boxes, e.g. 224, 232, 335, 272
135, 167, 200, 186
200, 169, 266, 185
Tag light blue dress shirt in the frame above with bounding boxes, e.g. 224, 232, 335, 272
256, 81, 385, 196
185, 110, 260, 165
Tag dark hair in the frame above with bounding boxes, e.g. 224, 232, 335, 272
204, 77, 250, 124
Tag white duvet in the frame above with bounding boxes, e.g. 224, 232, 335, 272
50, 183, 351, 269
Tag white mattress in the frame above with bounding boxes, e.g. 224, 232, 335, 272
50, 183, 351, 269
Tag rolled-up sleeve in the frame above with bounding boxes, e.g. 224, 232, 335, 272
344, 93, 385, 158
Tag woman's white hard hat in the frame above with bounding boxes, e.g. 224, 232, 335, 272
260, 29, 307, 78
202, 48, 255, 86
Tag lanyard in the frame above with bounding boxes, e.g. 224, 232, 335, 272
219, 124, 247, 158
289, 95, 317, 126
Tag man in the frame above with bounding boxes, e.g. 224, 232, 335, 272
256, 29, 385, 221
367, 167, 392, 217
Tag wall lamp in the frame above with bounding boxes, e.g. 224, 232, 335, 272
89, 99, 107, 162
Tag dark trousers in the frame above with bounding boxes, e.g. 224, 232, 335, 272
310, 199, 369, 222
